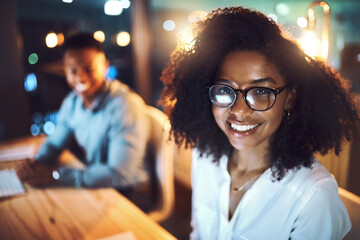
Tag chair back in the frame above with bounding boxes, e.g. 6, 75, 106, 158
339, 187, 360, 240
145, 106, 175, 223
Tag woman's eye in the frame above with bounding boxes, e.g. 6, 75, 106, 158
253, 88, 271, 96
218, 87, 232, 94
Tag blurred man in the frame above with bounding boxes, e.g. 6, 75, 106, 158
24, 32, 149, 191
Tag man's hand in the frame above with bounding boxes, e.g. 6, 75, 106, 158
16, 160, 57, 186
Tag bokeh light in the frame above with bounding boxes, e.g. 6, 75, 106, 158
104, 0, 123, 16
177, 26, 195, 51
57, 33, 64, 46
30, 124, 41, 136
298, 30, 321, 59
163, 20, 176, 32
24, 73, 37, 92
52, 171, 60, 180
276, 3, 290, 16
188, 10, 208, 23
33, 112, 43, 124
28, 53, 38, 65
45, 32, 58, 48
116, 31, 130, 47
43, 121, 56, 135
121, 0, 130, 9
94, 31, 105, 42
268, 14, 278, 23
297, 17, 308, 28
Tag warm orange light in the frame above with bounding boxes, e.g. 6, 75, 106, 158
320, 1, 330, 12
94, 31, 105, 42
177, 26, 195, 52
305, 1, 330, 61
56, 33, 64, 46
298, 30, 321, 59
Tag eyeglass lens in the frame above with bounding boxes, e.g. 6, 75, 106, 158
209, 85, 276, 111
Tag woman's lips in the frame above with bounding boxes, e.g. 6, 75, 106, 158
228, 122, 262, 136
230, 123, 259, 132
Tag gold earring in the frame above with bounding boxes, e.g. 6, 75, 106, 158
284, 110, 291, 120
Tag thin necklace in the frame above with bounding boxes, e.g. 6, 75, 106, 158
232, 173, 262, 192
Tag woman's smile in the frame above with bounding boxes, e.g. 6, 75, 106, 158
229, 122, 262, 134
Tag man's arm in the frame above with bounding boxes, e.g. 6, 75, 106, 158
54, 92, 150, 188
35, 94, 75, 164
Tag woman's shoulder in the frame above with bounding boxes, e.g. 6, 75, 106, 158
192, 148, 228, 171
293, 159, 334, 182
193, 148, 226, 162
280, 159, 338, 196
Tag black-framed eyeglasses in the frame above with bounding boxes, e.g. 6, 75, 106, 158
208, 84, 288, 111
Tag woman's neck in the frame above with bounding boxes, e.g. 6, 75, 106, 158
229, 145, 270, 173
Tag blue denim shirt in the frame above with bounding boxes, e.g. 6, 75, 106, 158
35, 80, 150, 188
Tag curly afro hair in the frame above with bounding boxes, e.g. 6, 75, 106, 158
160, 6, 360, 180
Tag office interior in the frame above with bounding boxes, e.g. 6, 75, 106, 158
1, 0, 360, 239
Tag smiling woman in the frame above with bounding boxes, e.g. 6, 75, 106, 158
160, 6, 360, 240
211, 51, 290, 154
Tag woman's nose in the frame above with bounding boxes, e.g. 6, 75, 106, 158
229, 95, 253, 116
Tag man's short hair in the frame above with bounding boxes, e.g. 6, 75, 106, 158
63, 32, 104, 53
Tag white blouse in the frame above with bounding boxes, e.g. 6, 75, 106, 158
190, 150, 351, 240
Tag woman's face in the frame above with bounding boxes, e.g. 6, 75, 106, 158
212, 51, 293, 152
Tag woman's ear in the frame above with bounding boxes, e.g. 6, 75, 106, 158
285, 86, 297, 111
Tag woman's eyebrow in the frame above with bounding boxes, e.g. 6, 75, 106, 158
215, 77, 277, 84
250, 77, 277, 84
214, 78, 231, 84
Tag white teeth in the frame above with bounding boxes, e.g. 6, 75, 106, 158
230, 123, 259, 132
75, 83, 91, 92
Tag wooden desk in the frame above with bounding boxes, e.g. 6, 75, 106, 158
0, 135, 83, 170
0, 136, 176, 240
0, 186, 176, 240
